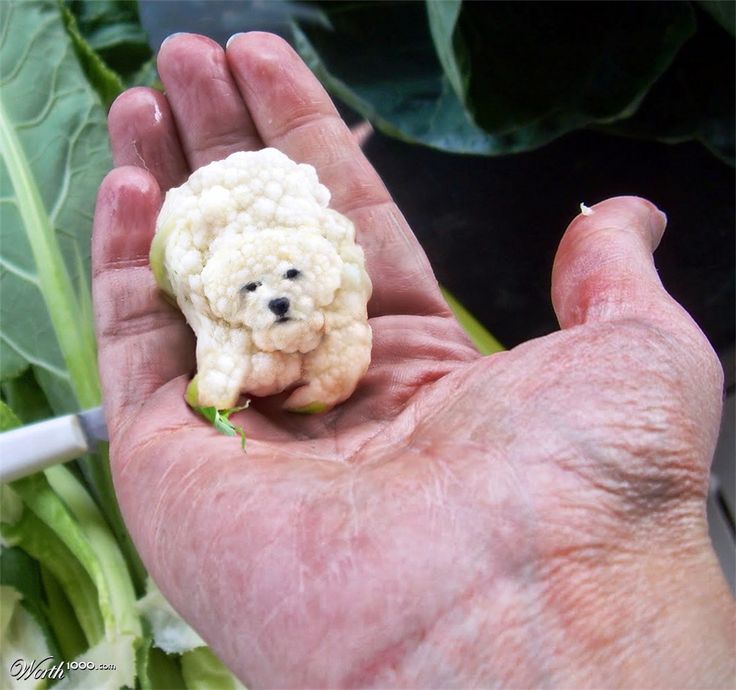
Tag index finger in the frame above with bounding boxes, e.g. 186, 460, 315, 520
225, 32, 448, 318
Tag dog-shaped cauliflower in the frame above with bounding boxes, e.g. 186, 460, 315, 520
150, 148, 372, 413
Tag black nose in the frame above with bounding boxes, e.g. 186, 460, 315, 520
268, 297, 290, 316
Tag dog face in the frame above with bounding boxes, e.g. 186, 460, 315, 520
201, 229, 343, 353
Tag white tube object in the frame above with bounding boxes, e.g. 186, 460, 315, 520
0, 415, 89, 483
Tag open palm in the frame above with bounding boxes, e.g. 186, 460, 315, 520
93, 33, 734, 688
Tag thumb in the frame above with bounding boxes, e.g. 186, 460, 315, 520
550, 196, 721, 389
550, 194, 723, 464
551, 196, 669, 329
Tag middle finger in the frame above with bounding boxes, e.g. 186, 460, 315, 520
157, 34, 263, 169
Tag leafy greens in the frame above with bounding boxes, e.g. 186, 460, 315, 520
0, 2, 246, 687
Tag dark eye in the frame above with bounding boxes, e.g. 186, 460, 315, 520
284, 268, 300, 280
240, 281, 261, 293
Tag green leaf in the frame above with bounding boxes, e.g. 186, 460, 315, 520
457, 3, 695, 135
0, 584, 22, 640
136, 630, 186, 690
0, 547, 64, 662
185, 378, 249, 450
0, 332, 26, 383
0, 398, 22, 431
181, 647, 245, 690
1, 369, 54, 425
65, 0, 152, 80
440, 287, 504, 355
61, 2, 125, 108
1, 509, 104, 646
9, 468, 141, 644
39, 565, 87, 661
75, 443, 147, 595
292, 4, 503, 155
294, 2, 695, 155
129, 55, 161, 90
0, 0, 104, 413
136, 578, 204, 655
43, 466, 141, 638
0, 584, 53, 690
599, 3, 735, 165
0, 2, 137, 609
198, 406, 249, 450
0, 548, 44, 616
425, 0, 467, 102
3, 469, 145, 686
698, 0, 735, 35
0, 485, 23, 527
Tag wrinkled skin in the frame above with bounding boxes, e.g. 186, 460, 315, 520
93, 32, 735, 689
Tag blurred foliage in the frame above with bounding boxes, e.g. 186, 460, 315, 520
0, 2, 235, 688
65, 0, 158, 104
66, 0, 153, 81
293, 0, 734, 165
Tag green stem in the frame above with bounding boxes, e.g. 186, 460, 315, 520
0, 96, 100, 409
440, 286, 505, 354
45, 466, 141, 639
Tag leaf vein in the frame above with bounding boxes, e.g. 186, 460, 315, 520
0, 16, 56, 87
0, 257, 38, 284
0, 332, 70, 380
50, 102, 95, 225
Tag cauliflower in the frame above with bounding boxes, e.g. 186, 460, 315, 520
150, 148, 372, 413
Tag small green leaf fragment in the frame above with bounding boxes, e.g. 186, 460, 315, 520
181, 646, 245, 690
185, 383, 249, 450
216, 405, 249, 450
0, 399, 23, 431
196, 406, 217, 426
61, 3, 125, 108
441, 286, 505, 355
291, 402, 328, 415
184, 376, 200, 408
149, 219, 177, 298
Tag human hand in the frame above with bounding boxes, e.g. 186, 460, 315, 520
93, 33, 735, 688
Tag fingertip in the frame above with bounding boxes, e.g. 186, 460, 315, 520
575, 196, 668, 251
225, 32, 283, 95
159, 31, 188, 49
108, 87, 165, 159
225, 32, 246, 50
156, 31, 262, 168
156, 33, 226, 99
225, 30, 295, 60
552, 195, 670, 329
108, 87, 189, 190
97, 165, 161, 211
109, 87, 161, 127
157, 31, 222, 64
225, 31, 330, 105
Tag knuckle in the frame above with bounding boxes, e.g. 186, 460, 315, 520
269, 109, 341, 148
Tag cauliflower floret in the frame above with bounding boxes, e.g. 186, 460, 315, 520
150, 148, 372, 412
